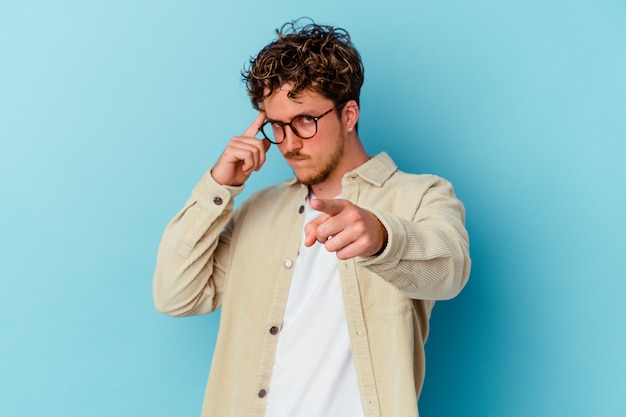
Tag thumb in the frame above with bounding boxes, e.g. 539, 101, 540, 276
304, 213, 328, 247
310, 198, 345, 216
262, 137, 271, 152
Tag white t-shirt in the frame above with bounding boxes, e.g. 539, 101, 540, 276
265, 194, 364, 417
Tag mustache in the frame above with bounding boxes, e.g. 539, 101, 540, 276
283, 151, 310, 159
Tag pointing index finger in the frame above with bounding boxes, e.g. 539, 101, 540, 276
242, 111, 267, 138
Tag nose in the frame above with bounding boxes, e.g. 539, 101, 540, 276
280, 125, 303, 152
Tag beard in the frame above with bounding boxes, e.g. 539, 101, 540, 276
285, 135, 345, 186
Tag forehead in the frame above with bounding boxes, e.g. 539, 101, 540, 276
262, 86, 333, 120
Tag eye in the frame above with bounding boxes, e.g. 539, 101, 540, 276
270, 121, 283, 130
295, 115, 316, 126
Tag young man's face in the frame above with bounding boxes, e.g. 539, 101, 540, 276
262, 86, 347, 187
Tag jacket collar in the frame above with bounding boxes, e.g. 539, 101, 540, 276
350, 152, 397, 187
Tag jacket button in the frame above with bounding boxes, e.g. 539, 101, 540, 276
298, 205, 304, 213
213, 197, 223, 205
258, 389, 267, 398
283, 259, 293, 269
270, 326, 279, 335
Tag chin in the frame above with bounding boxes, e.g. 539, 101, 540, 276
301, 176, 332, 187
291, 155, 339, 186
294, 171, 328, 186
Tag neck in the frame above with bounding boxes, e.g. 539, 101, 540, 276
309, 183, 341, 200
309, 137, 369, 199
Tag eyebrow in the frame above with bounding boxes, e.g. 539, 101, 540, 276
265, 111, 316, 124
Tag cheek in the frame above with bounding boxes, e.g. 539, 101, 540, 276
318, 120, 344, 141
276, 141, 295, 153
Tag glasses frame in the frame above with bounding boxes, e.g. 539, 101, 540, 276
258, 102, 346, 145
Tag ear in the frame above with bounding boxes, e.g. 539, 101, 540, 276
342, 100, 360, 132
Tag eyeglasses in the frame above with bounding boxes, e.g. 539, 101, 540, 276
258, 102, 344, 145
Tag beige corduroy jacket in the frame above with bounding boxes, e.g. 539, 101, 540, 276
153, 152, 471, 417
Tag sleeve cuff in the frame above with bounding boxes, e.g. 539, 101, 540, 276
191, 169, 245, 210
356, 208, 405, 268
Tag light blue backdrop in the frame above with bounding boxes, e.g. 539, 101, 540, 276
1, 1, 624, 416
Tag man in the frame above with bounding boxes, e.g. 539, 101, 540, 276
153, 20, 470, 417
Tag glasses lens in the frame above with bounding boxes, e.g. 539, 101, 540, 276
260, 122, 282, 144
292, 116, 317, 139
260, 116, 318, 143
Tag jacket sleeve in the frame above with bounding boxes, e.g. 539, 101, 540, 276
358, 176, 471, 300
152, 171, 244, 317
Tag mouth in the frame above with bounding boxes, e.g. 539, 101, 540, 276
283, 152, 310, 162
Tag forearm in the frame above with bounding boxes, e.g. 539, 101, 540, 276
152, 171, 243, 316
359, 182, 471, 300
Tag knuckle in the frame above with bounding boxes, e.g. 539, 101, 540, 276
352, 221, 366, 236
346, 209, 361, 223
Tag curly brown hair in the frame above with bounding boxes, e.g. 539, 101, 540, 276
243, 19, 364, 111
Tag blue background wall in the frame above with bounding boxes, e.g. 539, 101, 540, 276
1, 1, 624, 416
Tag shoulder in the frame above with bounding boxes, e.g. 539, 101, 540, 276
238, 178, 307, 213
361, 152, 455, 194
357, 152, 453, 191
389, 169, 454, 192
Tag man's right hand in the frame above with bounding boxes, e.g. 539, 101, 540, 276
211, 111, 271, 186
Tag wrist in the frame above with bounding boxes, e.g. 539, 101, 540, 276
372, 223, 388, 257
